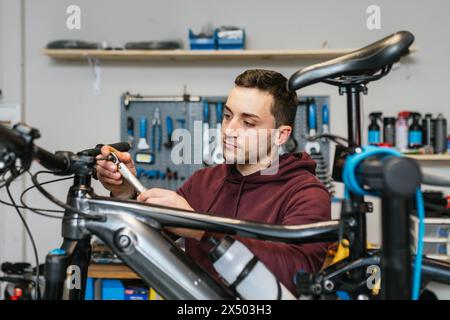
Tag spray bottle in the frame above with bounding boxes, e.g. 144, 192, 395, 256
207, 236, 297, 300
408, 112, 423, 149
396, 111, 410, 151
383, 117, 396, 146
368, 112, 382, 145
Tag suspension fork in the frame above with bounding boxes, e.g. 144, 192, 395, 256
43, 238, 92, 300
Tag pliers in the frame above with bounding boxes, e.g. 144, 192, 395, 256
151, 108, 162, 153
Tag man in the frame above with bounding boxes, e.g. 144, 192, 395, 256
96, 69, 331, 293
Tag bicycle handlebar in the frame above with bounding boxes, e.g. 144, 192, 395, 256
0, 123, 130, 175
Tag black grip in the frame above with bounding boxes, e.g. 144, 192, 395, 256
97, 142, 131, 153
78, 142, 131, 156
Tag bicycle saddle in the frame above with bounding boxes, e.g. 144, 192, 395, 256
288, 31, 415, 91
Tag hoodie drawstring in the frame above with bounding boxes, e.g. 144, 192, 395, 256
233, 179, 246, 218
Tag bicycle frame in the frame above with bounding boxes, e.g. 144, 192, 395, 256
43, 174, 340, 300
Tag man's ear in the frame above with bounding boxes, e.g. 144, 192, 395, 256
275, 125, 292, 146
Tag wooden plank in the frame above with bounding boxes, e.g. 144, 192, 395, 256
42, 47, 418, 61
405, 154, 450, 161
88, 264, 140, 279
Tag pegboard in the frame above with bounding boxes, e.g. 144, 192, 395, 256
294, 96, 331, 167
120, 93, 331, 191
120, 94, 226, 191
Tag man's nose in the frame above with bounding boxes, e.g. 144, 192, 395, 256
223, 119, 239, 137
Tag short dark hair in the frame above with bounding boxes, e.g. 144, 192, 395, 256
234, 69, 298, 128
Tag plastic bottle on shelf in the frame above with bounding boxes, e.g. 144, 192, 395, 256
396, 111, 410, 151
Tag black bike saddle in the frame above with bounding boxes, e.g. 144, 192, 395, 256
288, 31, 415, 91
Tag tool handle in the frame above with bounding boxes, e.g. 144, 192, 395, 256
157, 125, 162, 152
322, 104, 329, 126
216, 102, 223, 124
118, 162, 146, 194
308, 101, 317, 130
166, 116, 174, 135
203, 100, 209, 121
151, 125, 156, 151
139, 117, 147, 138
127, 117, 134, 134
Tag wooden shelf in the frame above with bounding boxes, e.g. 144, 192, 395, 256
405, 154, 450, 161
88, 264, 140, 279
42, 47, 418, 61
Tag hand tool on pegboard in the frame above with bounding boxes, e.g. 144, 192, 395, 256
151, 108, 162, 154
127, 117, 135, 148
304, 99, 321, 154
211, 101, 225, 164
135, 116, 154, 164
202, 100, 213, 165
305, 101, 334, 195
164, 115, 174, 149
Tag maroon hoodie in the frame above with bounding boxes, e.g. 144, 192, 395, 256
176, 152, 331, 294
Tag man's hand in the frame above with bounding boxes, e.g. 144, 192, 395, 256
137, 188, 205, 241
96, 146, 136, 199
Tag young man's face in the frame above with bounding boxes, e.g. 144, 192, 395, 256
222, 86, 291, 164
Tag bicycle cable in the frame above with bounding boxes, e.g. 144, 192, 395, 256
5, 180, 41, 300
30, 171, 105, 221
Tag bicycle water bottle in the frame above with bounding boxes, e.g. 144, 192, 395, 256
207, 236, 297, 300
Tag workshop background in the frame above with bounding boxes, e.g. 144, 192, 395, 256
1, 0, 450, 298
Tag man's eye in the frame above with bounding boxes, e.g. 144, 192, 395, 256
223, 113, 231, 120
243, 121, 255, 127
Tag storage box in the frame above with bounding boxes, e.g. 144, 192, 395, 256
216, 28, 245, 50
411, 216, 450, 258
101, 279, 125, 300
189, 29, 216, 50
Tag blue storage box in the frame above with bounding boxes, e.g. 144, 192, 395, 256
216, 27, 245, 50
189, 29, 216, 50
84, 277, 95, 300
101, 279, 125, 300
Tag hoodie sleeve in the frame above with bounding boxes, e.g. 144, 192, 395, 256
200, 184, 331, 294
176, 170, 198, 201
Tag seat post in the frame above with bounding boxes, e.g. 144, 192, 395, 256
340, 84, 367, 147
339, 84, 368, 278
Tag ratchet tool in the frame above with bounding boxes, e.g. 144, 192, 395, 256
108, 152, 147, 195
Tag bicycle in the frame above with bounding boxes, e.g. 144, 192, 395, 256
0, 30, 449, 300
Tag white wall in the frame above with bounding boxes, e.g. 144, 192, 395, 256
1, 0, 450, 274
0, 0, 3, 97
0, 0, 26, 266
